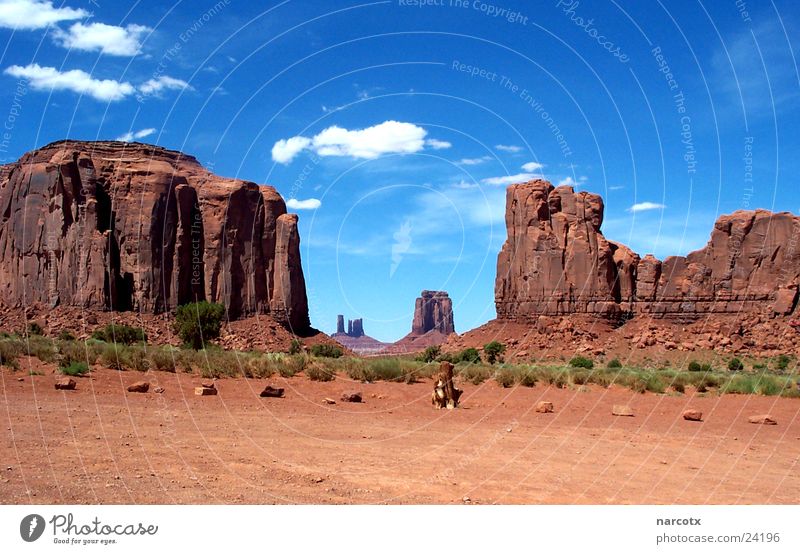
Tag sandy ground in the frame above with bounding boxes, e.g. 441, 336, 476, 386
2, 360, 799, 504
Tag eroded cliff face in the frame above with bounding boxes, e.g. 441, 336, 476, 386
412, 290, 455, 335
495, 180, 800, 321
0, 140, 310, 332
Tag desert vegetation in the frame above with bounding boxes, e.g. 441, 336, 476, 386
1, 330, 798, 398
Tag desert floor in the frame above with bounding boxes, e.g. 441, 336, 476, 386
2, 361, 799, 504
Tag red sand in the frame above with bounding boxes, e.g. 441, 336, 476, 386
2, 361, 799, 504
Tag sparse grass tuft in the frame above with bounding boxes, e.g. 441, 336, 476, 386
306, 361, 336, 381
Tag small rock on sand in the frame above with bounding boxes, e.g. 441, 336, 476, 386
127, 381, 149, 393
535, 401, 554, 413
682, 409, 702, 422
612, 404, 634, 417
748, 414, 777, 425
54, 377, 76, 390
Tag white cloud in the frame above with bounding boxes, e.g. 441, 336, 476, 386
457, 156, 491, 165
609, 185, 625, 191
286, 198, 321, 210
138, 75, 191, 95
0, 0, 86, 30
4, 63, 135, 101
481, 172, 537, 186
628, 201, 666, 213
271, 136, 311, 164
312, 121, 425, 159
557, 175, 588, 188
116, 128, 156, 142
495, 144, 522, 153
53, 22, 150, 56
521, 161, 544, 172
425, 138, 451, 150
271, 121, 443, 164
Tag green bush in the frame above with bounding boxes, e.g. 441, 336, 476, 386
57, 340, 98, 367
775, 354, 792, 371
568, 356, 594, 369
57, 330, 76, 341
518, 368, 537, 387
418, 345, 441, 363
306, 361, 335, 381
92, 323, 147, 345
244, 354, 277, 379
277, 354, 306, 378
724, 375, 756, 395
173, 302, 224, 349
606, 358, 622, 369
644, 374, 666, 394
0, 337, 23, 369
688, 360, 712, 372
494, 367, 516, 388
309, 343, 343, 358
727, 358, 744, 371
483, 341, 506, 364
25, 335, 58, 363
755, 378, 783, 396
60, 361, 89, 376
456, 362, 492, 385
149, 347, 181, 372
457, 348, 481, 364
571, 371, 589, 385
27, 322, 44, 336
288, 338, 302, 355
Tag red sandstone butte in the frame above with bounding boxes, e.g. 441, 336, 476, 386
0, 140, 309, 332
495, 180, 800, 321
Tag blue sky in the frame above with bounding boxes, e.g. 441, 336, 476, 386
1, 0, 798, 341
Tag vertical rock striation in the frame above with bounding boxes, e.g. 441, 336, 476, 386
412, 290, 455, 335
0, 140, 310, 332
495, 179, 800, 321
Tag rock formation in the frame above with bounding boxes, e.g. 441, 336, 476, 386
0, 140, 310, 332
412, 291, 455, 335
346, 318, 364, 337
495, 180, 800, 322
385, 291, 455, 353
331, 315, 386, 354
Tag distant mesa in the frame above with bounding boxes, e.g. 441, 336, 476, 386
331, 314, 387, 354
385, 290, 456, 353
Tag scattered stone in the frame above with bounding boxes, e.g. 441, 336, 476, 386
340, 391, 363, 403
260, 385, 285, 398
54, 377, 76, 390
612, 404, 634, 417
748, 414, 777, 425
682, 409, 703, 422
462, 496, 471, 503
195, 382, 217, 396
153, 386, 165, 394
127, 381, 149, 393
535, 401, 554, 413
323, 398, 336, 405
